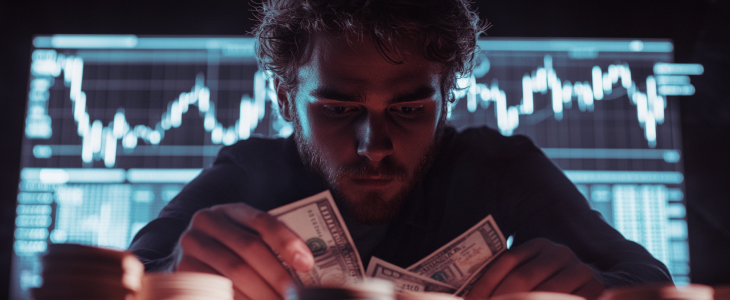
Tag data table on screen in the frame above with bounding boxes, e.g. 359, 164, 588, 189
10, 35, 702, 299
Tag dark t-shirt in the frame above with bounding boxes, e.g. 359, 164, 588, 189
129, 126, 672, 287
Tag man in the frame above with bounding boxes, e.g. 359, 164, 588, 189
129, 0, 672, 299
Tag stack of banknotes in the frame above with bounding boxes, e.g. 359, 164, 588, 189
136, 272, 234, 300
270, 190, 508, 298
32, 243, 144, 300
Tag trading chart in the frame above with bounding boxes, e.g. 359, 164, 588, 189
11, 35, 703, 299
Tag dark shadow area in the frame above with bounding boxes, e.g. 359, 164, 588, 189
681, 0, 730, 286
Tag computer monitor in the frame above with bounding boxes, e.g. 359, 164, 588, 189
10, 35, 701, 299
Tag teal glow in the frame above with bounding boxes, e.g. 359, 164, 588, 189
564, 171, 684, 184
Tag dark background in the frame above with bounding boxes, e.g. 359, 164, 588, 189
1, 0, 729, 299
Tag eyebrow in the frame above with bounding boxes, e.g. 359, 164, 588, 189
311, 85, 437, 104
311, 87, 362, 102
389, 85, 437, 105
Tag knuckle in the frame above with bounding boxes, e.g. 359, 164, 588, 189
553, 244, 574, 260
279, 238, 303, 254
210, 203, 233, 211
225, 260, 251, 277
252, 211, 276, 230
235, 232, 260, 249
500, 251, 521, 266
554, 243, 571, 253
178, 232, 196, 249
190, 209, 214, 227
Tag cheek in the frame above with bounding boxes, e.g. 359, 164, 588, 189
300, 103, 356, 158
391, 106, 441, 162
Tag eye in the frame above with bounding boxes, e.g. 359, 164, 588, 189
323, 105, 359, 118
400, 107, 417, 114
390, 105, 425, 119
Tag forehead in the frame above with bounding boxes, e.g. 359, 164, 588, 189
297, 35, 441, 90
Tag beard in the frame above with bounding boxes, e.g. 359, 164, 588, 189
292, 105, 446, 224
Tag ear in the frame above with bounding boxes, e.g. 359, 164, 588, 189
275, 77, 294, 122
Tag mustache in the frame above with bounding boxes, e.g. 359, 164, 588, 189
334, 157, 408, 181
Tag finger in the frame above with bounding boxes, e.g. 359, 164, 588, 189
190, 209, 296, 296
179, 256, 258, 300
534, 261, 596, 294
234, 288, 253, 300
466, 238, 551, 299
492, 243, 575, 296
177, 253, 222, 275
572, 278, 605, 300
179, 229, 282, 300
214, 203, 314, 272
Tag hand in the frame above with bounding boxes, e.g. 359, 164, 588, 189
175, 203, 314, 300
466, 238, 604, 300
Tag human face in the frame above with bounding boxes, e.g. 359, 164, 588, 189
279, 35, 445, 223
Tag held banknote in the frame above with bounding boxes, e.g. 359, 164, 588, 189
406, 215, 506, 290
269, 191, 365, 287
366, 257, 457, 294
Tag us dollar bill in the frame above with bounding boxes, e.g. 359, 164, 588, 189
366, 257, 457, 294
454, 261, 491, 297
406, 215, 506, 291
269, 190, 364, 287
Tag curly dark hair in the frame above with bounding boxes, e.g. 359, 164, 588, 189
251, 0, 489, 101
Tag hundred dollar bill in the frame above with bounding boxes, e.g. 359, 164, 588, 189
269, 190, 364, 287
406, 215, 506, 290
454, 259, 492, 297
366, 257, 457, 294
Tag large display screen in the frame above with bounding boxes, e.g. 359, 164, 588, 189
11, 35, 703, 299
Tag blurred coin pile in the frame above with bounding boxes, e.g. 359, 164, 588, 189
32, 243, 144, 300
291, 278, 463, 300
33, 244, 233, 300
137, 272, 233, 300
31, 243, 729, 300
490, 292, 586, 300
598, 284, 714, 300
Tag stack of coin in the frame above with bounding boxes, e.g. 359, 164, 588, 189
490, 292, 586, 300
396, 291, 463, 300
293, 278, 396, 300
32, 243, 144, 300
136, 272, 234, 300
598, 284, 713, 300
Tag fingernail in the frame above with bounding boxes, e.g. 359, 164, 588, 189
293, 252, 312, 271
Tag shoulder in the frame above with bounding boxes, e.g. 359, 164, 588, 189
216, 136, 291, 165
204, 135, 328, 211
212, 135, 306, 176
422, 126, 551, 214
159, 136, 304, 217
439, 126, 541, 164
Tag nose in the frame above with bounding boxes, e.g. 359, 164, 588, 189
357, 112, 393, 162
